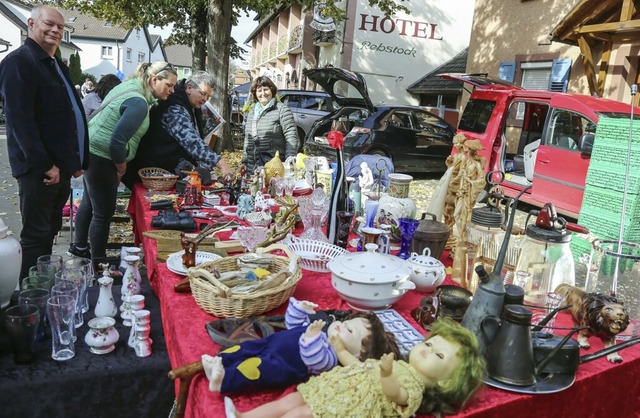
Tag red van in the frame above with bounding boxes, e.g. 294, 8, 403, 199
440, 74, 637, 219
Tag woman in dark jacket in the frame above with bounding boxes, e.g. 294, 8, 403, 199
241, 76, 298, 173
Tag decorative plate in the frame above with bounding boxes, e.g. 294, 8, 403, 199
166, 251, 222, 276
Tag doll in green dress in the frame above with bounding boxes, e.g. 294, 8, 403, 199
224, 317, 486, 418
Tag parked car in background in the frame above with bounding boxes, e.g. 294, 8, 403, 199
303, 68, 455, 172
278, 89, 342, 150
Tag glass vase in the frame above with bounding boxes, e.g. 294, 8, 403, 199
397, 218, 419, 260
335, 211, 354, 248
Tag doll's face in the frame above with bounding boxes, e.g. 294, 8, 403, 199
409, 335, 461, 388
327, 317, 369, 357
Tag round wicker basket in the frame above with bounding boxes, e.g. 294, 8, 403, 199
138, 167, 179, 191
188, 244, 301, 318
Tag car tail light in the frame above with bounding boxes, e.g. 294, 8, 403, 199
349, 127, 370, 134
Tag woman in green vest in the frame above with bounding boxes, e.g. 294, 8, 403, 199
69, 61, 178, 266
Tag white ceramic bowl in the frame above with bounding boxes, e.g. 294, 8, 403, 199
406, 247, 446, 293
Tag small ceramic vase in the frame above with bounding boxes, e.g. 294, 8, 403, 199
94, 271, 118, 318
85, 317, 119, 354
134, 325, 153, 357
128, 309, 151, 348
121, 255, 141, 298
120, 294, 145, 326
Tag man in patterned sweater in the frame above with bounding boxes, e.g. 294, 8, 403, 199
201, 297, 399, 393
123, 70, 233, 187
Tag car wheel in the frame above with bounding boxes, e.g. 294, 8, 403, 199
367, 148, 390, 159
297, 127, 305, 152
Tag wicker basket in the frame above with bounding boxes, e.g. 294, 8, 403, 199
138, 167, 179, 191
284, 235, 347, 273
188, 244, 301, 318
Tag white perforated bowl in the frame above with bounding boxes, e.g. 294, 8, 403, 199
284, 235, 347, 272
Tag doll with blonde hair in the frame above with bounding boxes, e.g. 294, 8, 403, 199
225, 317, 486, 418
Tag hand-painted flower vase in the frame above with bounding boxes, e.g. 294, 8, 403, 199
397, 218, 420, 260
326, 147, 347, 245
335, 211, 355, 249
94, 271, 118, 318
121, 255, 141, 298
84, 317, 119, 354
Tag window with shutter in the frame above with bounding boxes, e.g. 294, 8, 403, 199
521, 62, 552, 90
548, 59, 572, 92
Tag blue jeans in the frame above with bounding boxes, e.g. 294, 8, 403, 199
17, 170, 71, 279
74, 154, 120, 263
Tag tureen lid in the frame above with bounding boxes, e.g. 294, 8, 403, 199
327, 243, 412, 284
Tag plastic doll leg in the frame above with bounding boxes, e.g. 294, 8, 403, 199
202, 355, 224, 392
239, 392, 307, 418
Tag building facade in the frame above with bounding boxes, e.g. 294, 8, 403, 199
244, 0, 474, 106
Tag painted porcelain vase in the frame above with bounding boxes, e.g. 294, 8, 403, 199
94, 272, 118, 318
85, 317, 119, 354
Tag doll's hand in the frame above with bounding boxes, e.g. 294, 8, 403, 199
329, 334, 346, 352
379, 353, 395, 378
304, 320, 325, 341
298, 300, 318, 314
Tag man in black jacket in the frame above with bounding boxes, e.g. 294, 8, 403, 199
0, 5, 89, 278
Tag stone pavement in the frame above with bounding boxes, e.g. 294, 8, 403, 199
0, 125, 84, 261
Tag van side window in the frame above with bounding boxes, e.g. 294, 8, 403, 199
459, 99, 496, 133
546, 110, 590, 151
504, 101, 549, 157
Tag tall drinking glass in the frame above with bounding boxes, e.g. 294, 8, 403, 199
51, 281, 81, 334
46, 295, 76, 361
64, 257, 94, 312
18, 288, 50, 342
4, 304, 40, 364
56, 268, 90, 315
36, 254, 63, 280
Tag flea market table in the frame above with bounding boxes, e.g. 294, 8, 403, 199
128, 183, 640, 418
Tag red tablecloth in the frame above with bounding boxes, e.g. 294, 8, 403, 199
128, 183, 640, 418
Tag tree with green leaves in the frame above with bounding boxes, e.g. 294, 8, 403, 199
45, 0, 409, 151
69, 52, 83, 85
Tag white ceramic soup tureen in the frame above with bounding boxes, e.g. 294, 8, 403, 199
327, 243, 415, 310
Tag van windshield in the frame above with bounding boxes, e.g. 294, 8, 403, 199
459, 99, 496, 133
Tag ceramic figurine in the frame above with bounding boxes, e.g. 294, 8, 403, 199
223, 318, 485, 418
236, 194, 255, 220
555, 284, 630, 362
264, 151, 285, 187
94, 271, 118, 318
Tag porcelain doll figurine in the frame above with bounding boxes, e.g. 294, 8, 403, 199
225, 318, 486, 418
201, 297, 399, 393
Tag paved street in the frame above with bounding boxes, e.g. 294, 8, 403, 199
0, 125, 71, 257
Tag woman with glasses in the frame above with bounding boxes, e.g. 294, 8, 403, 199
241, 76, 298, 174
124, 70, 233, 187
69, 61, 178, 266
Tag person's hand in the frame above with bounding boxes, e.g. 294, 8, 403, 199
217, 159, 234, 183
115, 163, 126, 182
379, 353, 395, 377
43, 165, 60, 185
72, 170, 84, 178
304, 320, 325, 341
329, 334, 346, 352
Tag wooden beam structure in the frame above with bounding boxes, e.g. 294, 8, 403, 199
597, 40, 613, 97
620, 0, 637, 21
576, 19, 640, 34
577, 35, 599, 96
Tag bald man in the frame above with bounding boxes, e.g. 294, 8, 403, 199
0, 5, 89, 278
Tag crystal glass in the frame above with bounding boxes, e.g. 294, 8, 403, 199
64, 257, 94, 313
273, 177, 285, 197
236, 226, 269, 252
397, 217, 419, 260
283, 177, 296, 197
298, 188, 329, 242
335, 211, 354, 249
